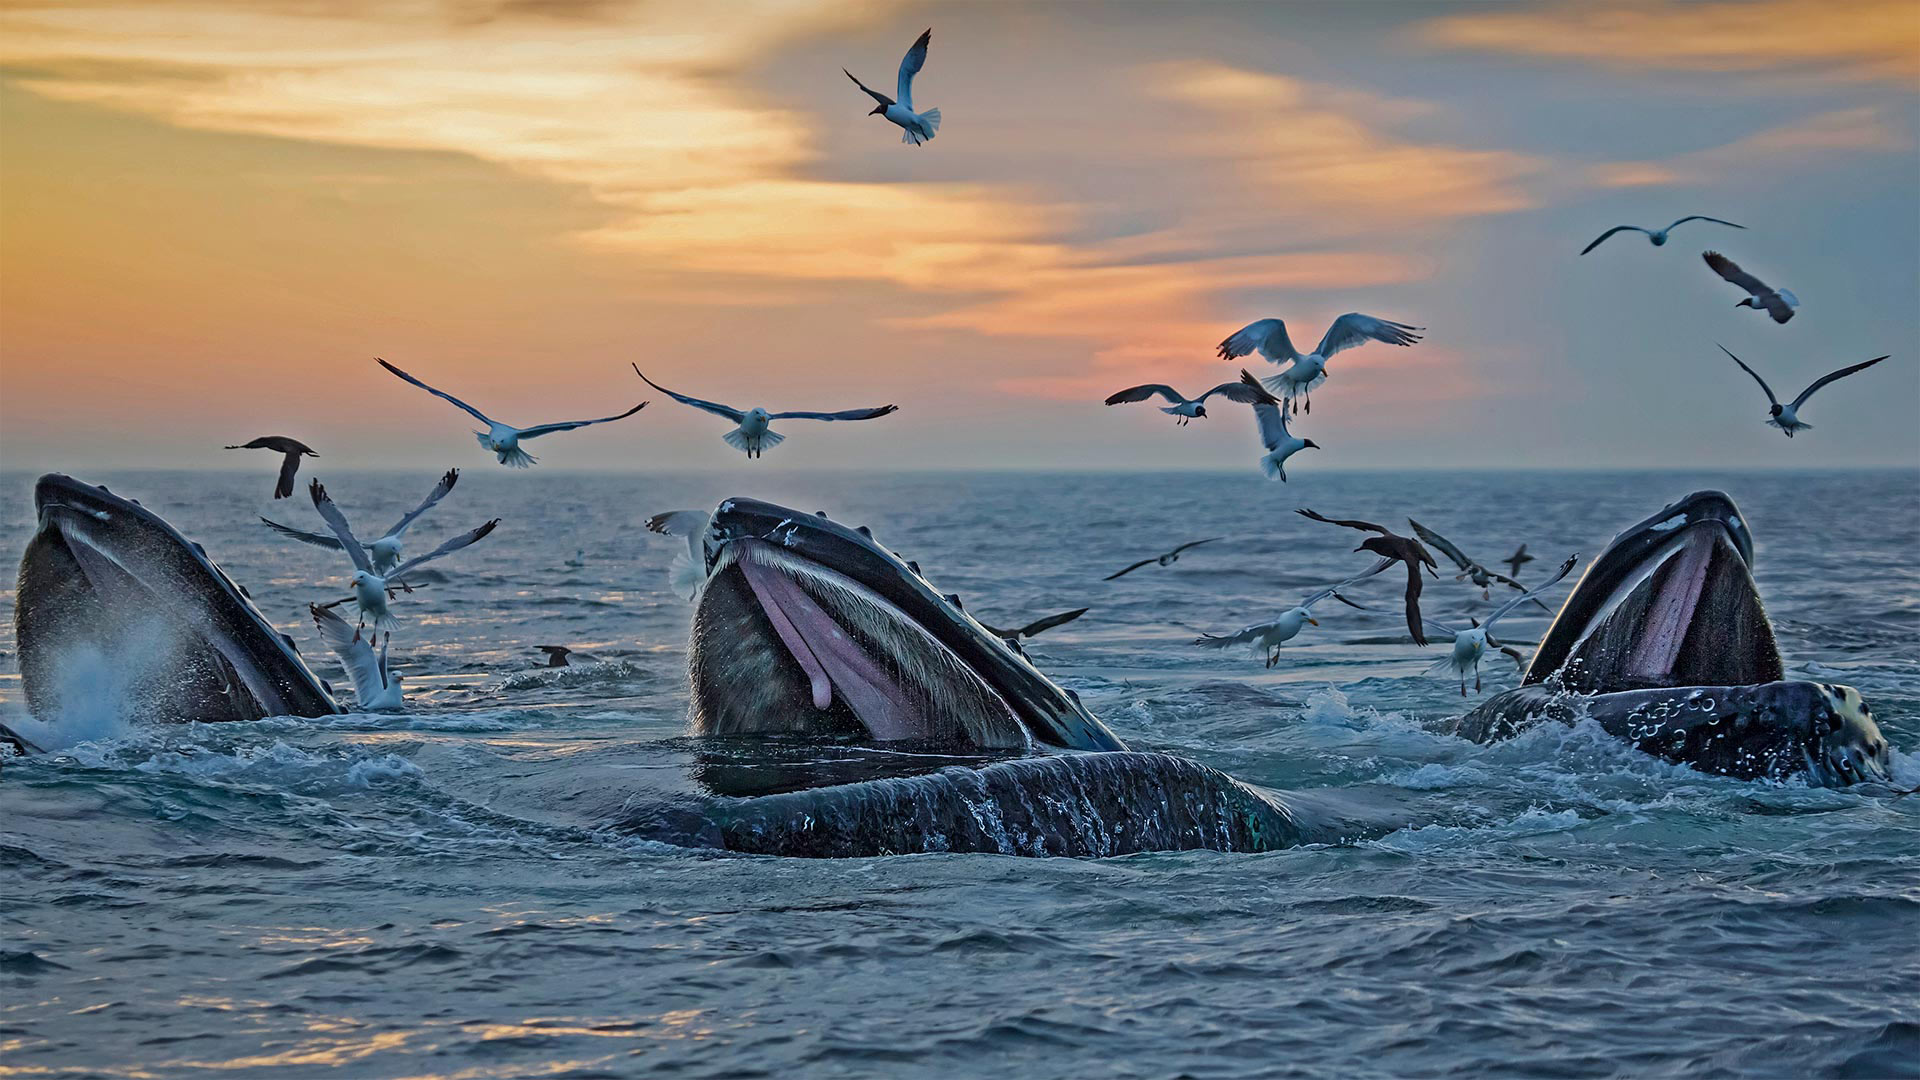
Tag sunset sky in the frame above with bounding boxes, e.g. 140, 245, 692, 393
2, 0, 1915, 472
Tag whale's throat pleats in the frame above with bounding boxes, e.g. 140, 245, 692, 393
1556, 526, 1782, 693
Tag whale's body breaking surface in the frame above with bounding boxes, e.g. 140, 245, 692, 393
1452, 491, 1890, 785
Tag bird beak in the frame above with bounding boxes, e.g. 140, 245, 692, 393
1307, 617, 1319, 626
1352, 545, 1365, 553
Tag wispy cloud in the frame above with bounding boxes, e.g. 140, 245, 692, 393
1587, 106, 1910, 188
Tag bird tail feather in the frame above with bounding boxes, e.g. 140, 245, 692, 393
1260, 452, 1286, 482
667, 551, 704, 602
723, 428, 784, 454
921, 107, 940, 135
496, 446, 536, 468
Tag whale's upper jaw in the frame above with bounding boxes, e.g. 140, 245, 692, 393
17, 474, 340, 726
1526, 490, 1782, 694
690, 497, 1125, 753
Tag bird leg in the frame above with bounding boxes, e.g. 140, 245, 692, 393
1304, 391, 1311, 415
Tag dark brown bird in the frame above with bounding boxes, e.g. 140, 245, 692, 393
1502, 544, 1534, 580
1296, 508, 1439, 646
535, 645, 572, 668
224, 436, 318, 499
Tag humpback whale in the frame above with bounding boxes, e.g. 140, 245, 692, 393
7, 475, 340, 751
1448, 491, 1891, 786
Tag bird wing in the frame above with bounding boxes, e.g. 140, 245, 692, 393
1703, 251, 1767, 296
1197, 380, 1272, 405
388, 519, 500, 582
1296, 508, 1389, 535
1314, 313, 1424, 359
1105, 384, 1184, 405
1667, 215, 1743, 233
1168, 537, 1225, 557
378, 359, 495, 426
1194, 623, 1269, 648
1402, 559, 1429, 647
1251, 400, 1291, 452
1718, 344, 1779, 406
843, 67, 893, 107
1009, 607, 1089, 639
309, 604, 388, 706
768, 404, 899, 422
259, 516, 349, 552
895, 28, 930, 110
1406, 519, 1474, 573
1790, 355, 1890, 410
308, 480, 373, 573
1762, 292, 1797, 323
1424, 617, 1466, 638
1483, 554, 1577, 630
1103, 557, 1157, 581
1498, 645, 1528, 670
1579, 225, 1650, 255
646, 510, 710, 539
1218, 318, 1300, 364
381, 468, 459, 539
1300, 558, 1392, 609
275, 452, 305, 500
516, 402, 646, 440
632, 366, 744, 421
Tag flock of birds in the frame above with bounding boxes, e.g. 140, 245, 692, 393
209, 26, 1901, 707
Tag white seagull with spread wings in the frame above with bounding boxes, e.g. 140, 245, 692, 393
645, 509, 711, 601
1720, 344, 1890, 438
378, 359, 645, 468
261, 468, 460, 575
309, 604, 404, 711
1218, 313, 1423, 413
1426, 555, 1577, 696
1104, 379, 1274, 425
1703, 252, 1799, 324
1580, 215, 1743, 256
844, 28, 941, 145
309, 479, 498, 630
633, 367, 898, 459
1194, 565, 1387, 669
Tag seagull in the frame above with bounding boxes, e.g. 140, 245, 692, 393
1501, 544, 1534, 581
378, 359, 646, 468
1703, 252, 1798, 324
223, 436, 318, 499
309, 479, 498, 629
844, 28, 941, 145
1407, 518, 1550, 610
1579, 215, 1743, 256
1244, 371, 1320, 481
977, 608, 1089, 657
535, 645, 573, 668
309, 603, 404, 711
1217, 313, 1423, 413
1426, 554, 1576, 696
1296, 508, 1439, 646
645, 509, 711, 600
1720, 344, 1889, 438
1194, 566, 1386, 668
1104, 537, 1224, 581
633, 367, 898, 459
1104, 379, 1275, 425
261, 468, 460, 575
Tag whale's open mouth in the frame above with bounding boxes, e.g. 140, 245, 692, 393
13, 475, 339, 735
686, 498, 1124, 752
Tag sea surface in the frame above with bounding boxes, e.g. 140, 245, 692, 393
2, 468, 1917, 1079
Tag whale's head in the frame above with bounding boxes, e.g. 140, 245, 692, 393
15, 475, 340, 732
684, 497, 1125, 753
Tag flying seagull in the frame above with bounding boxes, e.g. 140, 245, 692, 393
645, 509, 711, 600
1407, 518, 1550, 610
1703, 252, 1798, 324
1104, 537, 1224, 581
1296, 508, 1439, 646
844, 28, 941, 145
378, 359, 646, 468
1426, 554, 1577, 696
1194, 566, 1386, 669
309, 603, 404, 711
309, 479, 498, 629
1103, 379, 1274, 425
1579, 215, 1743, 256
1501, 544, 1534, 581
977, 608, 1089, 657
224, 436, 317, 499
261, 468, 460, 575
633, 367, 898, 459
1720, 344, 1889, 438
1244, 371, 1319, 481
1218, 313, 1423, 413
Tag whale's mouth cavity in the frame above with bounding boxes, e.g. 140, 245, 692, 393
690, 539, 1028, 750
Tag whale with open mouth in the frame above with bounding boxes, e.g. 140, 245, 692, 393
1449, 491, 1891, 786
6, 474, 340, 751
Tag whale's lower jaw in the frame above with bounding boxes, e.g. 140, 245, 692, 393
622, 752, 1329, 857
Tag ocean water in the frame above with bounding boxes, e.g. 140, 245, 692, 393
2, 467, 1917, 1079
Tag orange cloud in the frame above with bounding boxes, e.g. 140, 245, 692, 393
1588, 107, 1909, 187
1421, 0, 1920, 84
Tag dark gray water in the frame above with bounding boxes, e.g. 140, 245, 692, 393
3, 468, 1917, 1079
